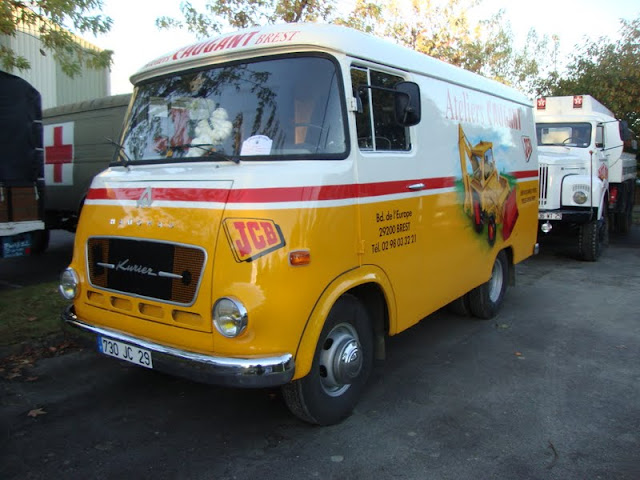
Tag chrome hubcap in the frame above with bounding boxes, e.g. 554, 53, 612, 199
318, 323, 362, 397
488, 258, 504, 303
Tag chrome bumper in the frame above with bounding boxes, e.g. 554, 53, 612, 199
62, 305, 295, 388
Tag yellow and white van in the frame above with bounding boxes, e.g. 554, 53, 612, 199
61, 23, 539, 425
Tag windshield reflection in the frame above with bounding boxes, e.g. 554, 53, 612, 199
122, 55, 347, 162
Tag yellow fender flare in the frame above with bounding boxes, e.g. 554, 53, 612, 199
292, 265, 397, 380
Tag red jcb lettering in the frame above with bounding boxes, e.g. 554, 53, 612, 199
261, 221, 278, 245
233, 222, 253, 257
248, 221, 266, 249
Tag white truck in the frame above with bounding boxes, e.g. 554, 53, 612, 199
535, 95, 636, 261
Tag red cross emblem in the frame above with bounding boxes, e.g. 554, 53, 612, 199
45, 125, 73, 183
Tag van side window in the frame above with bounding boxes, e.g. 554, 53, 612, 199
351, 66, 410, 152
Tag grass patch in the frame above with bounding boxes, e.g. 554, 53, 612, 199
0, 282, 68, 347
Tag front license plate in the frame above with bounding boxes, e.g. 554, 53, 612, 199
539, 212, 562, 220
98, 336, 153, 368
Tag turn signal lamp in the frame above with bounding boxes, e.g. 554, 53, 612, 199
289, 250, 311, 266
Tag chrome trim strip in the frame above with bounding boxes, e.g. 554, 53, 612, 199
158, 271, 183, 279
62, 306, 295, 388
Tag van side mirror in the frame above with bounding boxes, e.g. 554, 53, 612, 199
394, 81, 421, 127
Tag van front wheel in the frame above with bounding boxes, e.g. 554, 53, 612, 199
282, 294, 373, 425
468, 250, 509, 319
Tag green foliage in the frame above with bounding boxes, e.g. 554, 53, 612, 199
156, 0, 336, 38
338, 0, 554, 94
1, 0, 113, 78
542, 16, 640, 135
159, 0, 555, 96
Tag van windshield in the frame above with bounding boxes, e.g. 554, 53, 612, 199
120, 55, 347, 163
536, 122, 592, 148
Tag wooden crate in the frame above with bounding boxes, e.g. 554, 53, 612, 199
9, 187, 39, 222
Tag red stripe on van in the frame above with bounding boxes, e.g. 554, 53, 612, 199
86, 176, 457, 204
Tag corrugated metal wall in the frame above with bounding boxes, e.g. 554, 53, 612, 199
0, 24, 109, 109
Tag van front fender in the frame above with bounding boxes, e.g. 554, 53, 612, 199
292, 265, 396, 380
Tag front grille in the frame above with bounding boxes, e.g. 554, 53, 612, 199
538, 164, 548, 207
87, 237, 205, 305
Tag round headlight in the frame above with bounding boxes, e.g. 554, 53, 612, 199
213, 297, 247, 338
573, 191, 588, 204
59, 268, 79, 300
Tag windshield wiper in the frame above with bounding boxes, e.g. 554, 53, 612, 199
169, 144, 240, 164
105, 137, 132, 167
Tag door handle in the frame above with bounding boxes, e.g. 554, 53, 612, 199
407, 183, 425, 191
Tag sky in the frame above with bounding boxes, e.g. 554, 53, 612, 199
85, 0, 639, 95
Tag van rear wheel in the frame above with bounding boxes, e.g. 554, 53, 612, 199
282, 294, 373, 425
468, 250, 508, 319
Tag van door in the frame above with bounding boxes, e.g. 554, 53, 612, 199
350, 65, 427, 329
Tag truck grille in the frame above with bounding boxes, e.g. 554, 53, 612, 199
87, 237, 205, 305
538, 164, 548, 207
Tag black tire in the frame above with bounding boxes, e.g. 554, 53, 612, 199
31, 229, 50, 255
468, 250, 509, 320
616, 208, 632, 235
447, 293, 471, 316
282, 294, 373, 425
579, 212, 608, 261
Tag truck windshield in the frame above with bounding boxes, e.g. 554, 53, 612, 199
536, 122, 592, 148
120, 55, 347, 163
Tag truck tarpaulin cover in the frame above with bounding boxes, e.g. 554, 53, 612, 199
0, 71, 42, 186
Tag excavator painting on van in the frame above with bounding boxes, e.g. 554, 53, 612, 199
458, 125, 519, 246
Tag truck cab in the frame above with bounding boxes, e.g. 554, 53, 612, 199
535, 95, 635, 260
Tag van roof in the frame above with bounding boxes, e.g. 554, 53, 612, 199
131, 23, 530, 107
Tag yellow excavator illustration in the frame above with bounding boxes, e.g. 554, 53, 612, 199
458, 125, 518, 245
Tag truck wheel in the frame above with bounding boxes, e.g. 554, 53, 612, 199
616, 209, 632, 235
447, 293, 471, 316
579, 213, 608, 261
31, 229, 50, 254
282, 294, 373, 425
468, 250, 508, 319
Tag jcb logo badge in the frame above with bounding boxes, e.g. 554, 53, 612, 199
223, 218, 285, 262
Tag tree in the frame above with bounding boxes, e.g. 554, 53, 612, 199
542, 16, 640, 135
156, 0, 554, 96
156, 0, 336, 38
339, 0, 553, 94
0, 0, 113, 77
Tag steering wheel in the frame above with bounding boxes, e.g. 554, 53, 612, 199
562, 136, 582, 145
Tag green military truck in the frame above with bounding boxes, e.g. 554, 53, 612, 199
42, 94, 130, 231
